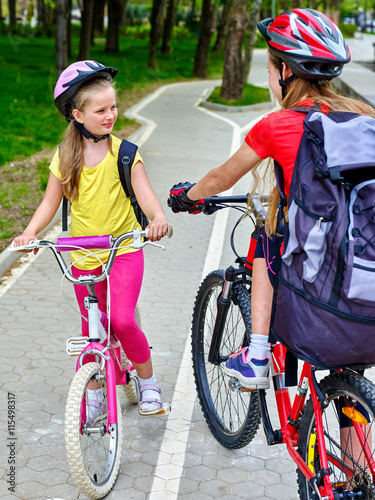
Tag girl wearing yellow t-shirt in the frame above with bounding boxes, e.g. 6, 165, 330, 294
13, 60, 168, 415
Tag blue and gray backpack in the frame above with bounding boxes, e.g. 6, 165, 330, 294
271, 105, 375, 369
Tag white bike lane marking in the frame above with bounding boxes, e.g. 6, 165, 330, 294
130, 82, 269, 498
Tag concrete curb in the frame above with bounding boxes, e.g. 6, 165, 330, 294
200, 87, 275, 113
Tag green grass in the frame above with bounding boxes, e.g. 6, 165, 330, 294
207, 83, 270, 107
0, 34, 223, 166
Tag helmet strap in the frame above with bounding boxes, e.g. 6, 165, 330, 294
278, 59, 295, 100
73, 121, 109, 143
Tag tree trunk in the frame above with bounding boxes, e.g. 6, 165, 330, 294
242, 0, 261, 84
8, 0, 16, 32
220, 0, 249, 101
192, 0, 213, 78
105, 0, 121, 52
94, 0, 105, 35
161, 0, 177, 54
37, 0, 51, 33
212, 0, 230, 54
148, 0, 166, 68
67, 0, 72, 58
0, 0, 3, 33
79, 0, 94, 59
55, 0, 69, 77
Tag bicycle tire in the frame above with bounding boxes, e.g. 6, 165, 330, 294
297, 370, 375, 500
65, 362, 123, 499
192, 269, 261, 449
121, 347, 139, 404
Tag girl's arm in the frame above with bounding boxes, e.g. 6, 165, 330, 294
131, 161, 168, 241
13, 172, 63, 252
188, 142, 262, 200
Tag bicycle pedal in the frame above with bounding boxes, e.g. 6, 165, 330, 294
156, 402, 171, 415
228, 378, 257, 393
66, 336, 89, 356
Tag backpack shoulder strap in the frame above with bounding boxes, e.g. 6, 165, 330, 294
118, 139, 139, 202
62, 196, 69, 232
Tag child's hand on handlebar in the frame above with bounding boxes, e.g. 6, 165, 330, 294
12, 233, 40, 254
168, 182, 205, 214
146, 216, 169, 242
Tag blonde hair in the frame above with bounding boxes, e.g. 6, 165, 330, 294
251, 50, 375, 235
58, 77, 115, 201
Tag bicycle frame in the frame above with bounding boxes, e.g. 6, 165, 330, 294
76, 340, 133, 429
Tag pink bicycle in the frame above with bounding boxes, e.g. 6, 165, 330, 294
10, 227, 171, 499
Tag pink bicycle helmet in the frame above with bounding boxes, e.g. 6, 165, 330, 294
258, 9, 351, 81
54, 60, 118, 120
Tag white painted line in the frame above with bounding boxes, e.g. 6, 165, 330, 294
148, 84, 270, 499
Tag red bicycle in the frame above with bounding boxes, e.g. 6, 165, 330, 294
188, 193, 375, 500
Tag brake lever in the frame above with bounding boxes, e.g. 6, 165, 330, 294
143, 241, 165, 250
203, 205, 223, 215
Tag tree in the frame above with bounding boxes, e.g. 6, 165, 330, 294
193, 0, 213, 78
220, 0, 249, 100
55, 0, 70, 77
8, 0, 16, 32
148, 0, 166, 68
161, 0, 177, 54
79, 0, 95, 59
94, 0, 106, 36
37, 0, 52, 34
242, 0, 262, 84
212, 0, 230, 53
106, 0, 122, 52
0, 0, 3, 33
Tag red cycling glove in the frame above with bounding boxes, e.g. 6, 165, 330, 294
168, 182, 205, 214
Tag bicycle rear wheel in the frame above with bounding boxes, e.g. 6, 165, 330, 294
65, 362, 122, 499
298, 371, 375, 499
192, 270, 261, 449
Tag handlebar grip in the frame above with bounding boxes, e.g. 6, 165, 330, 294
167, 198, 176, 208
56, 235, 112, 252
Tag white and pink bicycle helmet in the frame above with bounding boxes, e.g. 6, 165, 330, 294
54, 60, 118, 120
258, 9, 351, 81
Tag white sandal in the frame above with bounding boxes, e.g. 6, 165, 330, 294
138, 384, 163, 416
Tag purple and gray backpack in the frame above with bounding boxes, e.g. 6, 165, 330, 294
271, 106, 375, 369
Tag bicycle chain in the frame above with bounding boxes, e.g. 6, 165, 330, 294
324, 429, 375, 497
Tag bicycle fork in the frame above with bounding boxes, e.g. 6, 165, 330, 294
208, 267, 243, 365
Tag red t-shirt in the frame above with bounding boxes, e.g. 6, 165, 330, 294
245, 100, 329, 196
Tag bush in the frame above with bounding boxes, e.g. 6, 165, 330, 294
339, 23, 357, 38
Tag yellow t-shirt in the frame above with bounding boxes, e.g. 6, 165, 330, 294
50, 135, 143, 270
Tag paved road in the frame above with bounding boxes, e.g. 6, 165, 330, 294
1, 42, 374, 500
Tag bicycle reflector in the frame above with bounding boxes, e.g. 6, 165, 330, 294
342, 406, 368, 426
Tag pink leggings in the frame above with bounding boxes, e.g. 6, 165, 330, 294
72, 250, 151, 364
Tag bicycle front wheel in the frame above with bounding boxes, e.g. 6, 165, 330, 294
192, 270, 261, 449
65, 362, 122, 499
298, 371, 375, 500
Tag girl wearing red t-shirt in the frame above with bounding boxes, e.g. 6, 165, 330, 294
170, 9, 375, 389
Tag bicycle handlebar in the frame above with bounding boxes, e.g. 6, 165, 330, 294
9, 226, 173, 287
173, 192, 270, 218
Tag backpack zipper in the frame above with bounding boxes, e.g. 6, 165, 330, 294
295, 197, 334, 223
